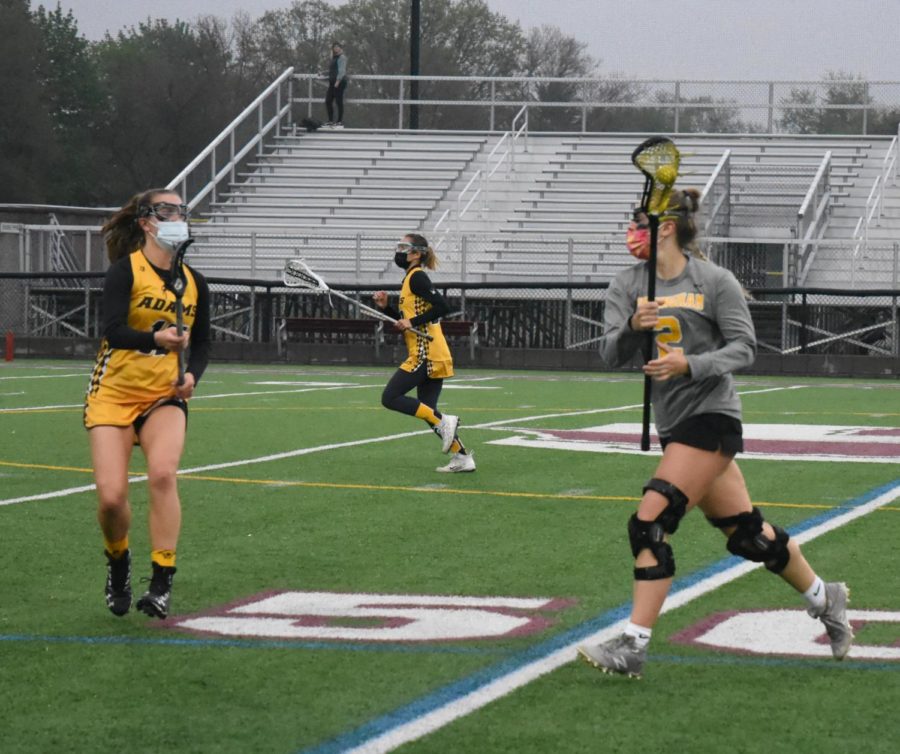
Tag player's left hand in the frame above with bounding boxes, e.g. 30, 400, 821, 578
395, 318, 412, 332
173, 371, 196, 399
643, 345, 689, 381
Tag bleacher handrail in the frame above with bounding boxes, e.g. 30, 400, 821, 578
877, 127, 899, 217
851, 126, 898, 261
511, 105, 529, 168
456, 170, 483, 236
699, 150, 732, 248
167, 67, 294, 211
793, 151, 832, 285
432, 208, 452, 251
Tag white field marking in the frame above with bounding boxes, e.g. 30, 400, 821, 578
0, 428, 429, 506
0, 383, 376, 413
0, 403, 83, 413
248, 381, 358, 387
0, 385, 805, 506
440, 385, 498, 390
685, 609, 900, 660
0, 373, 86, 381
0, 392, 25, 396
341, 481, 900, 754
471, 384, 806, 431
192, 384, 374, 400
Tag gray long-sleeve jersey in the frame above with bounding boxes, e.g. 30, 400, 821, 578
598, 254, 757, 437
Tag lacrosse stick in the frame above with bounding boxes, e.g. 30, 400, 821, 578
283, 258, 433, 341
168, 238, 194, 385
631, 136, 681, 451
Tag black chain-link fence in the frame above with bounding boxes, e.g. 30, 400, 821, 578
1, 274, 896, 362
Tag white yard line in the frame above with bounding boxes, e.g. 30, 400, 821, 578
0, 373, 86, 381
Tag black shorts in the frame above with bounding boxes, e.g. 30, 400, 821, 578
659, 413, 743, 455
133, 397, 188, 439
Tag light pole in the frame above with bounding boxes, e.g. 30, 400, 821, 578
409, 0, 420, 129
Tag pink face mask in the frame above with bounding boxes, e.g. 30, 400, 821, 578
626, 226, 650, 260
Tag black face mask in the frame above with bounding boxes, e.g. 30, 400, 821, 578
394, 252, 409, 269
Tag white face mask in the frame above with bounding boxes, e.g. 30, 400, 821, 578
153, 221, 190, 251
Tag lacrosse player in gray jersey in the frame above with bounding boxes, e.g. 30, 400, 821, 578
578, 188, 852, 678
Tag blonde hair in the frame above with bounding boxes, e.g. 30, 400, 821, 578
664, 188, 706, 259
101, 188, 173, 262
405, 233, 438, 270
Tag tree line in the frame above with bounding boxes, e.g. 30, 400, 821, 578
2, 0, 898, 206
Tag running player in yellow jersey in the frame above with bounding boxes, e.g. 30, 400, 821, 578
373, 233, 475, 473
84, 188, 210, 619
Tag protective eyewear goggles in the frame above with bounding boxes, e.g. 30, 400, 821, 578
396, 241, 425, 253
631, 208, 684, 228
144, 202, 190, 221
630, 210, 649, 229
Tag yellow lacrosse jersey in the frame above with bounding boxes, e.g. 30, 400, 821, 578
85, 251, 200, 420
398, 267, 453, 378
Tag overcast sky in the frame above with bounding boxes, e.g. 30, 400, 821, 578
54, 0, 900, 81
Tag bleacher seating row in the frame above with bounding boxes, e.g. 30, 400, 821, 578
189, 129, 897, 287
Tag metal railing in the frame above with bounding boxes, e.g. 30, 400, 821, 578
167, 67, 295, 211
290, 73, 900, 135
852, 124, 899, 256
792, 151, 833, 285
699, 150, 732, 252
11, 225, 900, 290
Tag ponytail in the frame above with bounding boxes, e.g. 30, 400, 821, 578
405, 232, 438, 270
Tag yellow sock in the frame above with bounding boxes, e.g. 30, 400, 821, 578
151, 549, 177, 568
104, 536, 129, 559
449, 439, 463, 454
415, 404, 440, 426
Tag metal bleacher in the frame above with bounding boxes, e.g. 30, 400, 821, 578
186, 125, 897, 287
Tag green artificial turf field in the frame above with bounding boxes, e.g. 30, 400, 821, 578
1, 360, 898, 753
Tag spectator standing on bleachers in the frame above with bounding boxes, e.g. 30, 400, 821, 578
324, 42, 348, 128
373, 233, 476, 473
85, 188, 211, 621
578, 188, 852, 678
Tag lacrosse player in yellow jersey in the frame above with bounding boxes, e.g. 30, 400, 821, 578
372, 233, 475, 473
84, 188, 210, 619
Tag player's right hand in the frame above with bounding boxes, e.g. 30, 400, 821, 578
630, 300, 660, 331
154, 326, 190, 353
372, 291, 388, 309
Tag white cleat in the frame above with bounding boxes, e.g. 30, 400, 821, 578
436, 414, 459, 453
809, 581, 854, 660
577, 634, 646, 679
436, 452, 476, 473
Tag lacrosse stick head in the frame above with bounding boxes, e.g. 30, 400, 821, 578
632, 137, 681, 216
167, 238, 193, 298
283, 258, 329, 291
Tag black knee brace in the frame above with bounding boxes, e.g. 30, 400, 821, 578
707, 507, 791, 574
628, 478, 689, 581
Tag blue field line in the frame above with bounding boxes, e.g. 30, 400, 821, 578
299, 477, 900, 754
0, 632, 507, 656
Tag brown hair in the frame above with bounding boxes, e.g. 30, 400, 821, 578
404, 233, 438, 270
101, 188, 172, 263
663, 188, 705, 258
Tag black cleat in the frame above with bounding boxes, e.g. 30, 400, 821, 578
136, 563, 176, 620
104, 549, 132, 616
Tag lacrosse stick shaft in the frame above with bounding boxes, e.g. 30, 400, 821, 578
169, 239, 193, 387
326, 287, 433, 341
640, 215, 660, 452
175, 301, 186, 385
